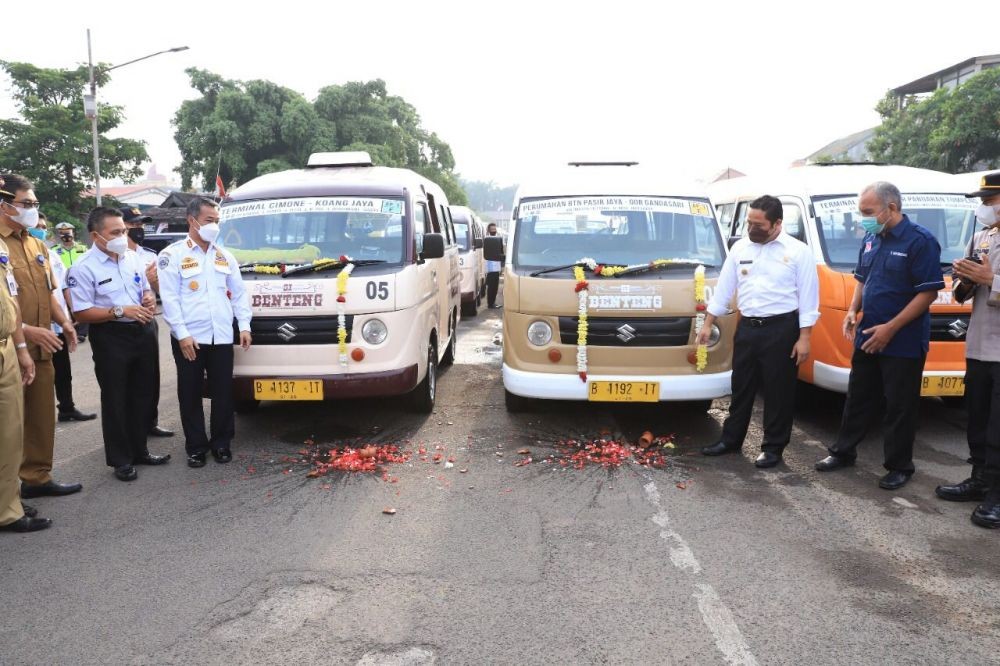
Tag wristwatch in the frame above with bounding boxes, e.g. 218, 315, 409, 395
112, 305, 125, 319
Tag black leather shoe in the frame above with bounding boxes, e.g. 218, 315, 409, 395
701, 441, 739, 456
58, 409, 97, 422
212, 449, 233, 464
114, 465, 138, 482
22, 504, 37, 518
878, 470, 913, 490
971, 500, 1000, 529
0, 515, 53, 532
148, 425, 174, 438
935, 470, 989, 502
815, 454, 855, 472
20, 480, 83, 498
135, 453, 171, 466
755, 451, 782, 468
187, 452, 207, 468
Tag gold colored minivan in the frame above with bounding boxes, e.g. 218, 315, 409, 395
484, 162, 735, 411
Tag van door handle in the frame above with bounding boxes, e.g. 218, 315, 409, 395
432, 271, 437, 279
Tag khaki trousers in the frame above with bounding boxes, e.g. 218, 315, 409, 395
0, 338, 25, 525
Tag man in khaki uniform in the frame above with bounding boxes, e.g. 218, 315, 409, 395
0, 177, 51, 532
0, 174, 81, 497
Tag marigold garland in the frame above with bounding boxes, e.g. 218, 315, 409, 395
573, 265, 589, 382
693, 264, 708, 372
336, 255, 355, 367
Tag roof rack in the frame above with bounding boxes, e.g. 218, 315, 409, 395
813, 161, 889, 167
307, 151, 374, 168
567, 161, 639, 167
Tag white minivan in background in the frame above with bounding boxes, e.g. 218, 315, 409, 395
450, 206, 487, 316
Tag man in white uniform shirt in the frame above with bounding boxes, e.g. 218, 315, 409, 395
698, 195, 820, 468
157, 197, 252, 468
120, 207, 173, 439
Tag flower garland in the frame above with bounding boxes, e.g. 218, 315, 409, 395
572, 258, 709, 380
573, 266, 589, 381
336, 255, 355, 367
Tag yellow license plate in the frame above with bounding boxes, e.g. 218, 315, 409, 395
921, 376, 964, 397
588, 381, 660, 402
253, 379, 324, 401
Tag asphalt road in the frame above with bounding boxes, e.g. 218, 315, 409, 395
2, 309, 997, 665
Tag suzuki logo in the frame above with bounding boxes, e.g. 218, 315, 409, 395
277, 322, 297, 341
948, 319, 968, 339
616, 323, 637, 343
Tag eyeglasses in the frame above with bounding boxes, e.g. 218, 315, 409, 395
12, 200, 41, 209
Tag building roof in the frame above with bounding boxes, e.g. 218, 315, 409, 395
892, 54, 1000, 96
805, 127, 877, 161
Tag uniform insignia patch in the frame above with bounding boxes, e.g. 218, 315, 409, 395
158, 255, 170, 268
189, 281, 199, 291
67, 276, 77, 287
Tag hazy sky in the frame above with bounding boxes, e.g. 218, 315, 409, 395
3, 1, 992, 188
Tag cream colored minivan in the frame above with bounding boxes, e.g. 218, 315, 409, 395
449, 206, 487, 316
485, 162, 735, 411
218, 151, 462, 413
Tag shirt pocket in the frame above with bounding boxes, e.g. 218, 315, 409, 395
884, 254, 909, 273
96, 279, 119, 297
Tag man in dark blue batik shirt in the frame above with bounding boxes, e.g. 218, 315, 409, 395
815, 181, 944, 490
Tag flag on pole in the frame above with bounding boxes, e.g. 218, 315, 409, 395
214, 174, 226, 199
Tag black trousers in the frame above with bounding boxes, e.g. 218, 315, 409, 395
830, 349, 925, 473
147, 319, 162, 430
721, 312, 800, 453
52, 332, 75, 413
171, 338, 235, 456
965, 359, 1000, 493
486, 272, 500, 307
89, 322, 157, 468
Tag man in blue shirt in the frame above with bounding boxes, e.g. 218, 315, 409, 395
815, 181, 944, 490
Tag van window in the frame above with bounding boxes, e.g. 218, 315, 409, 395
454, 221, 471, 251
414, 201, 430, 255
778, 199, 805, 241
512, 196, 725, 270
812, 193, 978, 270
219, 196, 405, 266
716, 203, 736, 232
732, 202, 751, 239
426, 195, 442, 233
440, 205, 455, 245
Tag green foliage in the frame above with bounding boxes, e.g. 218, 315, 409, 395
0, 61, 148, 216
869, 68, 1000, 172
461, 179, 518, 213
174, 72, 467, 204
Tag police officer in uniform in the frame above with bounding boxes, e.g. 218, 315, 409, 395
120, 206, 173, 438
67, 207, 170, 481
53, 221, 87, 267
936, 172, 1000, 529
0, 174, 82, 498
0, 178, 51, 533
158, 197, 251, 468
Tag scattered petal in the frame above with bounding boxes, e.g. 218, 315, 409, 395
383, 507, 397, 515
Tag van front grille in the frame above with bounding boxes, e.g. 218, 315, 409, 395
558, 316, 692, 347
234, 316, 354, 345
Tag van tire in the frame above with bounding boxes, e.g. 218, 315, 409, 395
441, 315, 457, 367
505, 389, 531, 413
235, 399, 260, 414
410, 341, 437, 413
686, 399, 713, 412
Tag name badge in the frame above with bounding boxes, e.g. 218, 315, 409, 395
4, 270, 17, 297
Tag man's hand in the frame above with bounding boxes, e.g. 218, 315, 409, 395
861, 323, 897, 354
123, 305, 156, 324
239, 330, 252, 351
145, 263, 159, 292
16, 347, 35, 386
953, 258, 994, 286
141, 290, 156, 308
23, 324, 63, 353
63, 324, 78, 353
178, 336, 199, 361
842, 311, 861, 342
790, 338, 811, 366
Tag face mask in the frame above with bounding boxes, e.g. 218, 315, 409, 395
9, 205, 39, 229
747, 226, 772, 243
127, 227, 145, 244
102, 234, 129, 255
197, 222, 220, 244
29, 228, 47, 241
859, 217, 884, 235
60, 233, 74, 243
975, 203, 1000, 226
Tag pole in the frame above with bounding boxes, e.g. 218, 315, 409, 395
87, 29, 102, 206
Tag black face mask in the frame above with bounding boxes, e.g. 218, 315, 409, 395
60, 233, 73, 242
127, 227, 145, 244
747, 226, 771, 244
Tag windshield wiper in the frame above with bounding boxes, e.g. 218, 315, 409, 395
617, 260, 717, 277
282, 259, 386, 277
529, 262, 583, 277
238, 261, 284, 271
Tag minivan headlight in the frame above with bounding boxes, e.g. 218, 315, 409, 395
362, 318, 388, 345
527, 320, 552, 346
707, 324, 721, 347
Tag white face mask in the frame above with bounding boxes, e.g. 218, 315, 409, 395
975, 203, 1000, 226
102, 234, 129, 255
9, 205, 39, 229
197, 222, 220, 244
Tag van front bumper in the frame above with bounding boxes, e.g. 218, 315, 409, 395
233, 364, 419, 401
503, 364, 732, 401
813, 360, 967, 395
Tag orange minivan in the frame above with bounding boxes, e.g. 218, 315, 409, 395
709, 164, 975, 402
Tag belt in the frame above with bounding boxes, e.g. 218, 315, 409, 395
742, 311, 798, 328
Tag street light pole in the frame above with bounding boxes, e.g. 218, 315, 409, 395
84, 31, 189, 207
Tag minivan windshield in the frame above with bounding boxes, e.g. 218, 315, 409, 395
813, 193, 978, 270
219, 196, 406, 267
512, 196, 724, 271
454, 221, 471, 251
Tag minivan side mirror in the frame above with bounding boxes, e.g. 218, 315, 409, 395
483, 236, 504, 261
473, 237, 484, 250
421, 233, 445, 260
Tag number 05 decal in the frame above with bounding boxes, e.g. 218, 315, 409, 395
366, 281, 390, 300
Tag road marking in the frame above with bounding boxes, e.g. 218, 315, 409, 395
643, 481, 758, 666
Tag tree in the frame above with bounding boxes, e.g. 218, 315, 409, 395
869, 68, 1000, 172
0, 61, 148, 221
460, 179, 519, 213
174, 72, 467, 204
